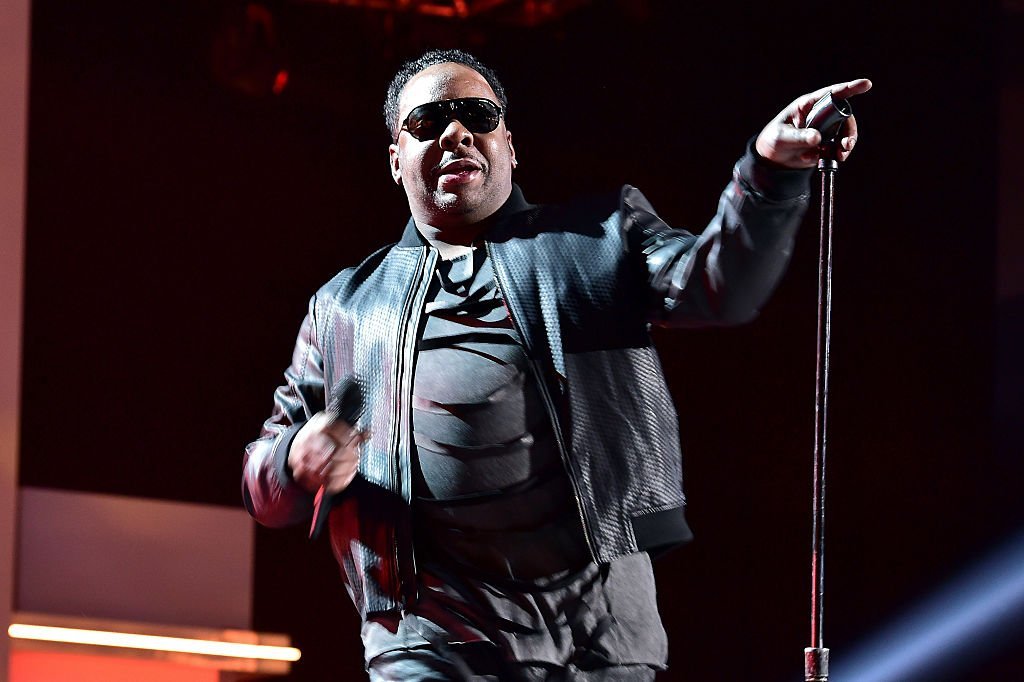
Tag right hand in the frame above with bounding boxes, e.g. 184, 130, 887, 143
755, 78, 872, 168
288, 411, 369, 495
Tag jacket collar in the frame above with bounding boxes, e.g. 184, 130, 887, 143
397, 184, 533, 248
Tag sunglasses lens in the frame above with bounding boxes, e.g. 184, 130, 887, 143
458, 100, 501, 134
403, 99, 501, 140
405, 103, 444, 141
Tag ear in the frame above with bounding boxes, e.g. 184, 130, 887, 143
506, 130, 518, 169
388, 142, 402, 185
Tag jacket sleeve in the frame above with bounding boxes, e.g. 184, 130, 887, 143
242, 295, 326, 527
628, 141, 813, 327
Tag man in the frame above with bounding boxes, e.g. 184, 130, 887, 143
243, 49, 870, 680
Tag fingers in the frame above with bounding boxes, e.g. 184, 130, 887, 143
801, 78, 873, 109
829, 78, 872, 99
288, 412, 370, 494
760, 79, 870, 167
756, 123, 822, 168
777, 126, 821, 148
322, 430, 370, 494
311, 432, 338, 474
836, 114, 859, 162
780, 92, 823, 128
778, 78, 873, 126
322, 417, 361, 446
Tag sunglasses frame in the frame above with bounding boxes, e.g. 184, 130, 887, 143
399, 97, 503, 142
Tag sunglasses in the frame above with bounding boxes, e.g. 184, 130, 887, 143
399, 97, 503, 142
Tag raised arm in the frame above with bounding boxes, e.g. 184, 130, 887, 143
635, 79, 871, 326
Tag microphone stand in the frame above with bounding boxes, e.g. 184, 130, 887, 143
805, 148, 836, 682
802, 93, 852, 682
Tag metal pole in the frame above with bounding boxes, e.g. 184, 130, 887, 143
805, 155, 838, 682
799, 90, 853, 682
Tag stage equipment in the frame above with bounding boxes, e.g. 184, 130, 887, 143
802, 90, 853, 682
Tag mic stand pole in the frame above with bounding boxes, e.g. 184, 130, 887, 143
805, 147, 838, 682
800, 91, 851, 682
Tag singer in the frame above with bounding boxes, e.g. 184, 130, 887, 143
242, 49, 870, 681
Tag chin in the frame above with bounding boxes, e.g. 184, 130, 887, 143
431, 190, 479, 214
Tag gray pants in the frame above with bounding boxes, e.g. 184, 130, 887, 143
368, 643, 658, 681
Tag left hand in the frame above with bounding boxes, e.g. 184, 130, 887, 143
755, 78, 873, 169
289, 412, 369, 495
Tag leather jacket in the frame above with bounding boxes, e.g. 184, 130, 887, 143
243, 147, 811, 617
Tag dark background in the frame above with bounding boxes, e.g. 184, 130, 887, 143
19, 1, 1024, 679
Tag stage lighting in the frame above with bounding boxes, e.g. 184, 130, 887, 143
830, 530, 1024, 681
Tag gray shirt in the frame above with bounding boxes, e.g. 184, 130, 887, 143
362, 247, 667, 670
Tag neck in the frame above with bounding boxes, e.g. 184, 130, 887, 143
414, 220, 486, 260
408, 184, 521, 257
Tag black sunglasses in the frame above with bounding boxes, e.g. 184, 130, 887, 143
399, 97, 503, 142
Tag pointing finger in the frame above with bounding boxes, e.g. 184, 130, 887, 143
829, 78, 873, 99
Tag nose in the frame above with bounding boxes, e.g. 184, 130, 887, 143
438, 118, 473, 151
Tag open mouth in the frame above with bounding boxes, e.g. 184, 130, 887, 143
436, 159, 483, 189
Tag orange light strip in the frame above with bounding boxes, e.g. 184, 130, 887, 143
7, 624, 301, 662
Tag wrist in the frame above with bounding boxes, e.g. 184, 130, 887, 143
273, 422, 305, 485
739, 137, 814, 200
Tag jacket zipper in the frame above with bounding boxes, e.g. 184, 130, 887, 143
484, 241, 598, 560
390, 245, 436, 607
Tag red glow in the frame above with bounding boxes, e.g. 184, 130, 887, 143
272, 69, 288, 95
11, 650, 220, 682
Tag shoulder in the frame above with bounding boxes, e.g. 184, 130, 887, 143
618, 185, 660, 216
311, 240, 406, 312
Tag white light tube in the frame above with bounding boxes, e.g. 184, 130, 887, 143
7, 623, 301, 662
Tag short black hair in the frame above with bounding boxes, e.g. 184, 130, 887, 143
384, 49, 508, 141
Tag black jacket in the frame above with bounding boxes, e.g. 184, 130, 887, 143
243, 147, 812, 616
